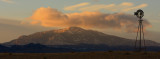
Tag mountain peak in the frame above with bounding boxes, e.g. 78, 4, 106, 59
64, 27, 84, 30
54, 27, 85, 33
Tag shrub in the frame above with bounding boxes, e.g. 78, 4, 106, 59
71, 51, 75, 53
108, 50, 113, 52
8, 53, 12, 56
142, 52, 148, 55
43, 56, 47, 59
124, 52, 131, 55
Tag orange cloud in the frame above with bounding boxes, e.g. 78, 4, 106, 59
30, 21, 39, 25
28, 7, 151, 32
30, 7, 67, 27
120, 2, 133, 6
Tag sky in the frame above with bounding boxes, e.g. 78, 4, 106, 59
0, 0, 160, 43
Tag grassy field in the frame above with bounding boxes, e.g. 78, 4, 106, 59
0, 51, 160, 59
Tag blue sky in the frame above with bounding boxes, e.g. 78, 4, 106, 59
0, 0, 159, 20
0, 0, 160, 43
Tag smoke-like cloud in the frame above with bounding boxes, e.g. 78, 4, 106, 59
64, 2, 147, 12
92, 0, 100, 2
64, 2, 90, 11
122, 4, 147, 12
1, 0, 14, 3
28, 7, 151, 32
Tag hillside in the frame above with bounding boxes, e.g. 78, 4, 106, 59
3, 27, 159, 46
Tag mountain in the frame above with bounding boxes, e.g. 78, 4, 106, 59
3, 27, 160, 46
0, 43, 78, 53
0, 45, 9, 52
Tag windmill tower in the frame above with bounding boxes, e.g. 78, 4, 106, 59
134, 9, 146, 51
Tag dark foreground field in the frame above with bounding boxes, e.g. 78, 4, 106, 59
0, 51, 160, 59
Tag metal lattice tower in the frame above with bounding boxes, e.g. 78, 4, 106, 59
134, 9, 146, 51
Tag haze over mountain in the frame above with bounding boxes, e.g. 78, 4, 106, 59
3, 27, 160, 46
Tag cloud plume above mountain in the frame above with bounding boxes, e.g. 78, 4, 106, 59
28, 7, 151, 32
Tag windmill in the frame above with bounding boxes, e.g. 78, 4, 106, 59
134, 9, 146, 51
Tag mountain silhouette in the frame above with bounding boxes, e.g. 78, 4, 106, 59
3, 27, 160, 46
0, 43, 77, 53
1, 43, 160, 53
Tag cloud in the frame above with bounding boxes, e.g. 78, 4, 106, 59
122, 4, 148, 12
120, 2, 133, 6
64, 2, 147, 12
91, 0, 100, 2
64, 2, 89, 11
78, 4, 115, 11
1, 0, 14, 3
27, 7, 151, 32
